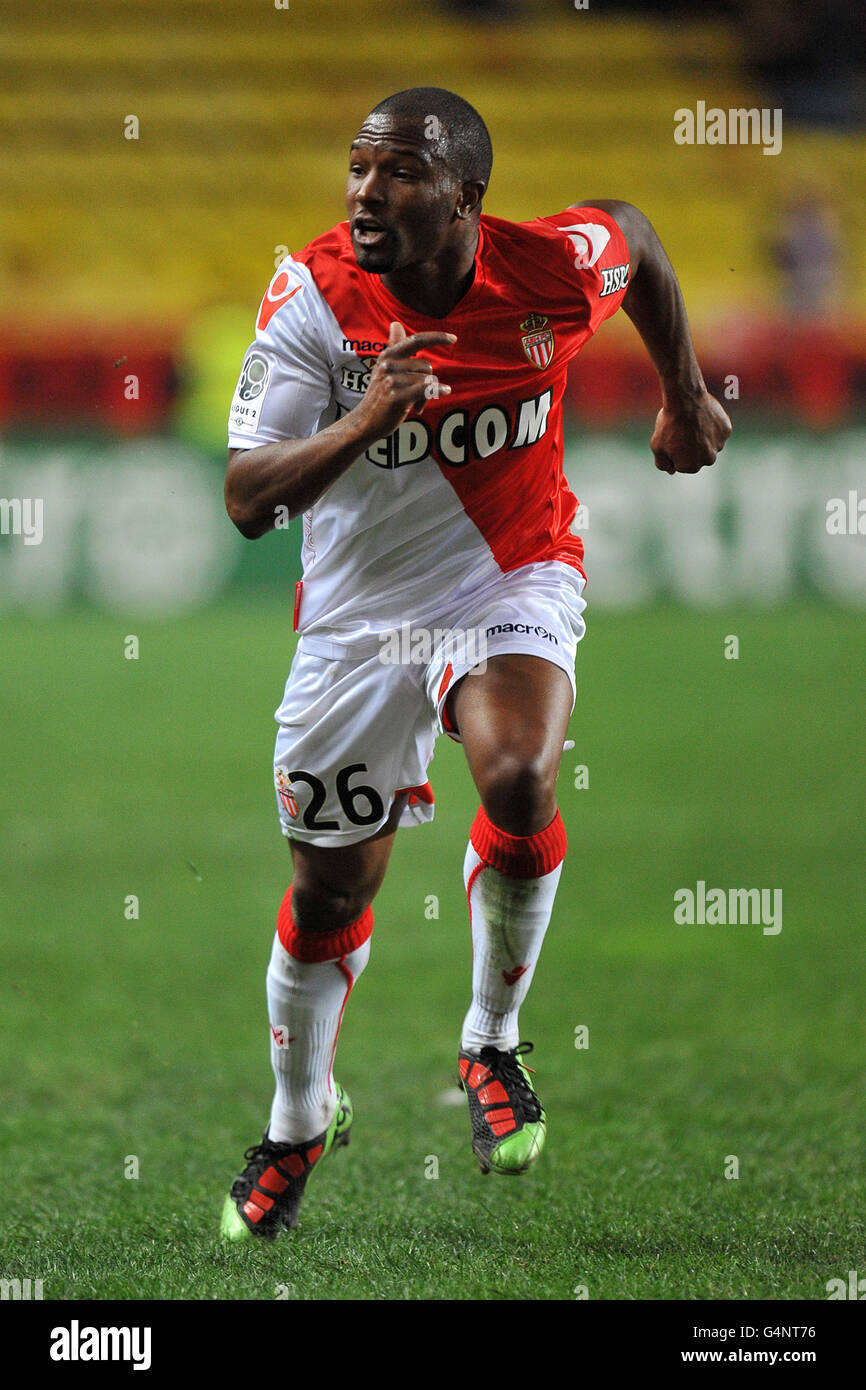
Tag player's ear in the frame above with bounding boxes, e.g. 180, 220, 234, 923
456, 180, 485, 220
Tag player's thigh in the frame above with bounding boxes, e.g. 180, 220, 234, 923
451, 650, 573, 769
273, 644, 436, 921
451, 653, 573, 829
429, 561, 586, 831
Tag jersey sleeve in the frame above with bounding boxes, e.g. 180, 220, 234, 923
535, 205, 632, 336
227, 258, 334, 450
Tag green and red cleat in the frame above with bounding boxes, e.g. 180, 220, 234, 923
458, 1041, 546, 1175
220, 1084, 353, 1241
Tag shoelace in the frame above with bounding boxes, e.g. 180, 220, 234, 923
478, 1041, 543, 1122
233, 1137, 294, 1195
242, 1132, 298, 1164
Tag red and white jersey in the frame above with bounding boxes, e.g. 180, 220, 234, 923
228, 206, 630, 651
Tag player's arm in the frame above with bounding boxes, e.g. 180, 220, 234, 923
588, 199, 731, 475
225, 322, 454, 538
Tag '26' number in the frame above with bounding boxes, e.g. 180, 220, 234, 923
289, 763, 384, 830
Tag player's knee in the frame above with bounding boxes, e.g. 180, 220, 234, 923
290, 878, 372, 934
479, 751, 557, 837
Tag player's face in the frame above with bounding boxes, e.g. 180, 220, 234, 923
346, 116, 463, 275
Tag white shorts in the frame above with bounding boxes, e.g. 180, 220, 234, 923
273, 561, 587, 846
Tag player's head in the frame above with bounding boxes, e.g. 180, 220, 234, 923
347, 87, 492, 274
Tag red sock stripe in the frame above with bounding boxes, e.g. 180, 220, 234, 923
465, 860, 486, 934
276, 886, 374, 963
469, 806, 567, 878
327, 957, 355, 1095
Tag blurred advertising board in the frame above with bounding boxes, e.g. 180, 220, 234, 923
1, 428, 864, 612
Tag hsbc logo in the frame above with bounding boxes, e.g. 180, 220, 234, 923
340, 354, 376, 394
600, 263, 629, 296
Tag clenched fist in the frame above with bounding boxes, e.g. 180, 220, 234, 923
650, 391, 732, 475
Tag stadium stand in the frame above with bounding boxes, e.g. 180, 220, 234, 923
1, 0, 863, 425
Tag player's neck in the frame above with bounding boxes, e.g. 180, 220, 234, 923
380, 227, 479, 319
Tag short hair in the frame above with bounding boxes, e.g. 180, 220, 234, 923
367, 87, 493, 189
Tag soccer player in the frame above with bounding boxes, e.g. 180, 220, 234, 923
220, 87, 731, 1240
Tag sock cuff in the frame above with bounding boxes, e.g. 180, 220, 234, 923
276, 886, 374, 963
469, 806, 567, 878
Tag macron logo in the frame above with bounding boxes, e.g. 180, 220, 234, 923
502, 965, 528, 987
257, 268, 301, 332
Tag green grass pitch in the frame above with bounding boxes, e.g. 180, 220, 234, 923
1, 601, 863, 1300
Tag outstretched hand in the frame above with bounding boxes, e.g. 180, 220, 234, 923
650, 391, 732, 475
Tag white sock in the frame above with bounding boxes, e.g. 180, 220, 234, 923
266, 932, 370, 1144
460, 841, 562, 1054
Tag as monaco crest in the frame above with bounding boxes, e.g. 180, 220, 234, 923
520, 313, 554, 369
275, 766, 298, 819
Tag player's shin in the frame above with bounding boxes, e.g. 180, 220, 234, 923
265, 887, 372, 1143
461, 806, 566, 1054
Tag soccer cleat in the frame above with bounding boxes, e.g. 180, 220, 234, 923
458, 1041, 546, 1176
219, 1084, 353, 1241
